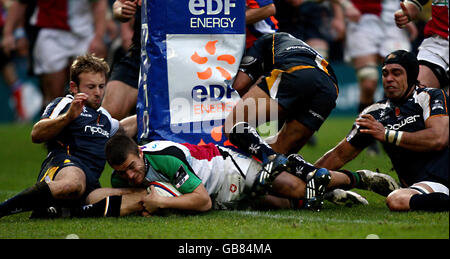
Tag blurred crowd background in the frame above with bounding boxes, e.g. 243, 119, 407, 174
0, 0, 432, 123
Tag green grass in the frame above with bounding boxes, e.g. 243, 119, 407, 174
0, 117, 448, 239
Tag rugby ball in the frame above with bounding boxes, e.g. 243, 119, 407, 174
147, 181, 182, 197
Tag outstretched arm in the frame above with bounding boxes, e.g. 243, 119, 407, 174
315, 138, 363, 170
142, 184, 212, 213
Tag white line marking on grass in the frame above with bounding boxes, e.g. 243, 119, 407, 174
229, 210, 374, 224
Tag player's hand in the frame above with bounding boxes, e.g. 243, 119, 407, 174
114, 0, 138, 21
67, 93, 88, 121
141, 185, 164, 214
356, 114, 386, 142
344, 3, 361, 22
1, 33, 16, 56
394, 2, 412, 28
88, 36, 107, 58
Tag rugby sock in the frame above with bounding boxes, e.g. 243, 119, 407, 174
75, 196, 122, 217
0, 181, 55, 217
286, 154, 317, 181
337, 169, 361, 190
228, 122, 276, 163
409, 193, 449, 212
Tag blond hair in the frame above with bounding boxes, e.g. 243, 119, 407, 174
70, 54, 110, 86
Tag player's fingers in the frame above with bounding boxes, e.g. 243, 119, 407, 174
400, 2, 408, 14
360, 114, 375, 121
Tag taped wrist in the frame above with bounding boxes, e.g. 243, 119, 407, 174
384, 129, 403, 146
405, 0, 423, 12
238, 55, 261, 82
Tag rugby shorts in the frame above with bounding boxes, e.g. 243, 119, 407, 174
344, 14, 410, 61
257, 65, 338, 131
32, 28, 93, 74
417, 35, 449, 74
109, 49, 140, 89
214, 147, 259, 209
37, 152, 101, 198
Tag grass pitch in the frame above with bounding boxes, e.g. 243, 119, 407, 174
0, 117, 448, 240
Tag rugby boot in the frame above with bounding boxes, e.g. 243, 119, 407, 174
304, 168, 331, 211
356, 170, 400, 196
324, 189, 369, 207
246, 154, 290, 196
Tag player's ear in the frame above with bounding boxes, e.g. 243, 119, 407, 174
69, 81, 79, 94
138, 147, 144, 159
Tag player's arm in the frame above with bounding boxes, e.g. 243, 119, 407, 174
31, 94, 87, 143
315, 138, 363, 170
142, 183, 211, 213
245, 3, 276, 25
357, 114, 449, 152
1, 0, 27, 55
118, 114, 138, 138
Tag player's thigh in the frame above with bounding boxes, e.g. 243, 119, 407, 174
224, 85, 285, 133
418, 65, 441, 88
102, 80, 138, 119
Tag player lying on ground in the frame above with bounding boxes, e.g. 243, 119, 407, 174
44, 121, 400, 218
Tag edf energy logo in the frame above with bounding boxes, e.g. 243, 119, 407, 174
188, 0, 237, 29
167, 35, 243, 126
137, 0, 245, 144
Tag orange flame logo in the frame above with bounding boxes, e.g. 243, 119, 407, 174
191, 40, 236, 81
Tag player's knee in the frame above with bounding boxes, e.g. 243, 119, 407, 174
356, 65, 379, 84
53, 181, 85, 199
386, 190, 410, 211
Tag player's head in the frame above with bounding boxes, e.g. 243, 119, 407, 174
105, 134, 146, 186
382, 50, 419, 101
69, 54, 110, 109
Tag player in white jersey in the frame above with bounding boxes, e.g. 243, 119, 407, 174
2, 0, 107, 108
395, 0, 449, 92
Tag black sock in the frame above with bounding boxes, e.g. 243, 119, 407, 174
287, 154, 317, 181
228, 122, 276, 163
0, 181, 55, 217
338, 169, 361, 190
75, 196, 122, 217
409, 193, 449, 212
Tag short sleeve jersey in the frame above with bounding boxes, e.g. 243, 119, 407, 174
243, 32, 338, 85
346, 87, 449, 187
140, 141, 227, 195
41, 95, 120, 176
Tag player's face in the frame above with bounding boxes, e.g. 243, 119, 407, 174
113, 149, 146, 186
382, 64, 409, 100
73, 72, 106, 109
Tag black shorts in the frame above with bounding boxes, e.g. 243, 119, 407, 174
109, 49, 140, 89
36, 152, 101, 199
258, 66, 338, 131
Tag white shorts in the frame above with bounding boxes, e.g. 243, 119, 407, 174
417, 35, 450, 73
344, 14, 411, 61
33, 28, 93, 74
410, 181, 449, 196
214, 147, 261, 209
